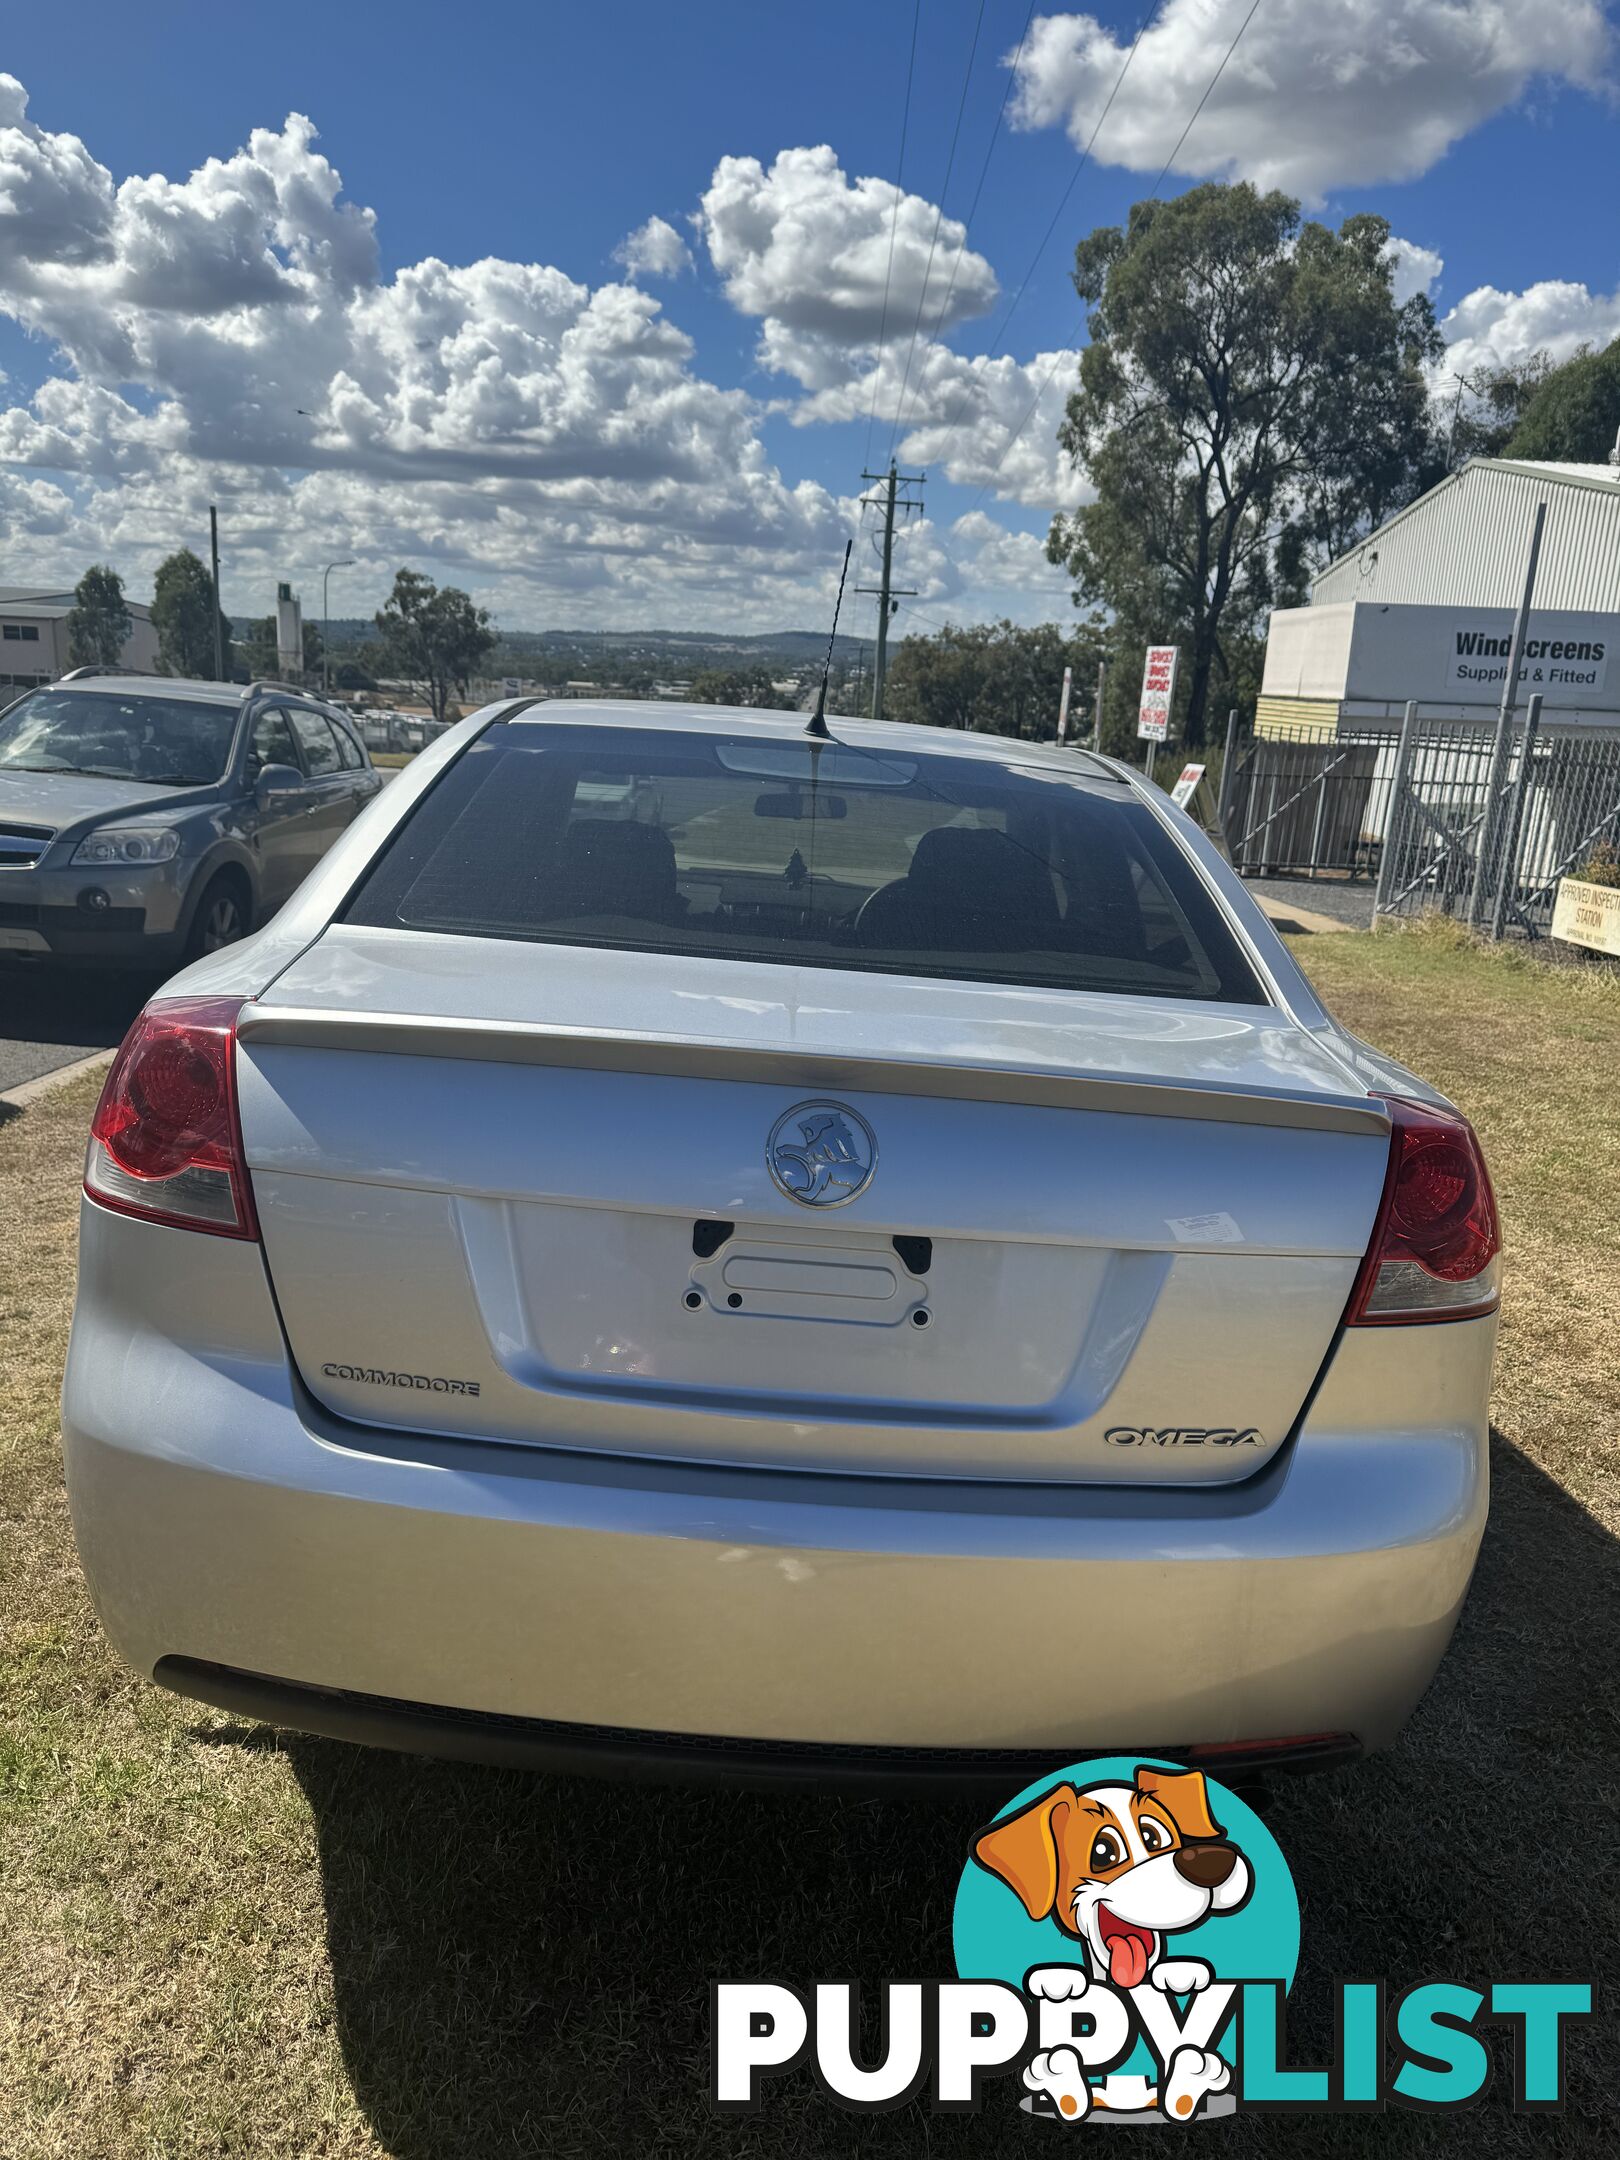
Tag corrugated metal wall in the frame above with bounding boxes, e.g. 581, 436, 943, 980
1313, 463, 1620, 612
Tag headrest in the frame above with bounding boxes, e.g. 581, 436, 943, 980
559, 819, 677, 878
906, 825, 1056, 916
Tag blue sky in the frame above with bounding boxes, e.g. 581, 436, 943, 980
1, 0, 1616, 634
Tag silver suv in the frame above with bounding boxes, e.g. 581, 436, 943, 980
0, 671, 382, 967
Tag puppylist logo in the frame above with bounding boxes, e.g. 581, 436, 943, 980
712, 1756, 1592, 2122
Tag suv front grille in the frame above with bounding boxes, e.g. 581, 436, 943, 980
0, 822, 54, 869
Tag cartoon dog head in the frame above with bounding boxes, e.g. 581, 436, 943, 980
972, 1766, 1252, 1990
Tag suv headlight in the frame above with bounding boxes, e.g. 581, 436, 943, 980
71, 828, 183, 867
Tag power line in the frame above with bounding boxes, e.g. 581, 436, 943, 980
890, 0, 1039, 450
926, 1, 1161, 461
895, 598, 956, 634
886, 0, 988, 465
959, 0, 1264, 516
864, 0, 924, 471
1143, 0, 1261, 201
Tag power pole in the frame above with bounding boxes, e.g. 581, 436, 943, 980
856, 461, 923, 720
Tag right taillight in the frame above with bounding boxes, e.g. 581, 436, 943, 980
1345, 1095, 1500, 1325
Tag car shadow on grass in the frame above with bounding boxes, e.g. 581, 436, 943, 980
282, 1432, 1618, 2157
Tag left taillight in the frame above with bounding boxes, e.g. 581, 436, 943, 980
86, 995, 259, 1240
1344, 1094, 1499, 1325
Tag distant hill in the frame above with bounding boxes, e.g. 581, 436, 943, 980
265, 619, 872, 665
509, 628, 872, 661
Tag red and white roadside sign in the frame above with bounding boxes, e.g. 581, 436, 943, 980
1138, 645, 1178, 741
1170, 761, 1206, 811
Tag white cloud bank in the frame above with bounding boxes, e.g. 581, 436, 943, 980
5, 52, 1612, 637
1008, 0, 1609, 199
0, 80, 1082, 626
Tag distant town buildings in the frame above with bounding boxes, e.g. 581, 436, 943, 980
0, 586, 159, 691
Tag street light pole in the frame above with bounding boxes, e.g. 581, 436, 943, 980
321, 558, 355, 695
209, 505, 225, 681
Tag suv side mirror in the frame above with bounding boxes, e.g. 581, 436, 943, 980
254, 762, 303, 812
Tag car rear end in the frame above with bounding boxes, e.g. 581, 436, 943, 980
62, 707, 1498, 1785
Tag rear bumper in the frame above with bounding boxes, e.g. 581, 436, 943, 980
62, 1203, 1494, 1769
151, 1657, 1365, 1794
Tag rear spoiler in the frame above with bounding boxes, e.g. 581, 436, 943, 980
235, 1006, 1392, 1139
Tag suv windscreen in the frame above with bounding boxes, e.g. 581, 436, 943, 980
346, 723, 1262, 1004
0, 689, 239, 786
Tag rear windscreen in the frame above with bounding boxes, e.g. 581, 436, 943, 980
342, 722, 1264, 1004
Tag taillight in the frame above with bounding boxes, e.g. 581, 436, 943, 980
85, 995, 258, 1240
1345, 1095, 1499, 1325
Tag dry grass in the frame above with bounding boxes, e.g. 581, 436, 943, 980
1302, 919, 1620, 1529
1, 934, 1617, 2157
1, 1079, 367, 2158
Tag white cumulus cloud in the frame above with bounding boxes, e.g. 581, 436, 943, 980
1008, 0, 1610, 200
700, 145, 998, 340
694, 144, 1081, 510
1387, 236, 1444, 305
614, 215, 693, 279
1440, 277, 1620, 380
784, 338, 1089, 512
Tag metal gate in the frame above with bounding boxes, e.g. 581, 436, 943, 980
1220, 723, 1389, 878
1374, 710, 1620, 936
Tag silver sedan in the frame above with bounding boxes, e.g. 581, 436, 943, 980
62, 700, 1499, 1788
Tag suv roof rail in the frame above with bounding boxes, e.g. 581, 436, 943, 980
57, 664, 164, 683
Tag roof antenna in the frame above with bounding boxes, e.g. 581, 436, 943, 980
806, 538, 853, 740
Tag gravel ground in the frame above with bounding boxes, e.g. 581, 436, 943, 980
1240, 874, 1376, 929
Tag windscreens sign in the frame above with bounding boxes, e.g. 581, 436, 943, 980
1325, 603, 1618, 711
1447, 628, 1608, 694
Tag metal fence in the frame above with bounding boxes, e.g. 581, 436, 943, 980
1373, 704, 1620, 938
1220, 721, 1392, 878
1213, 707, 1620, 939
